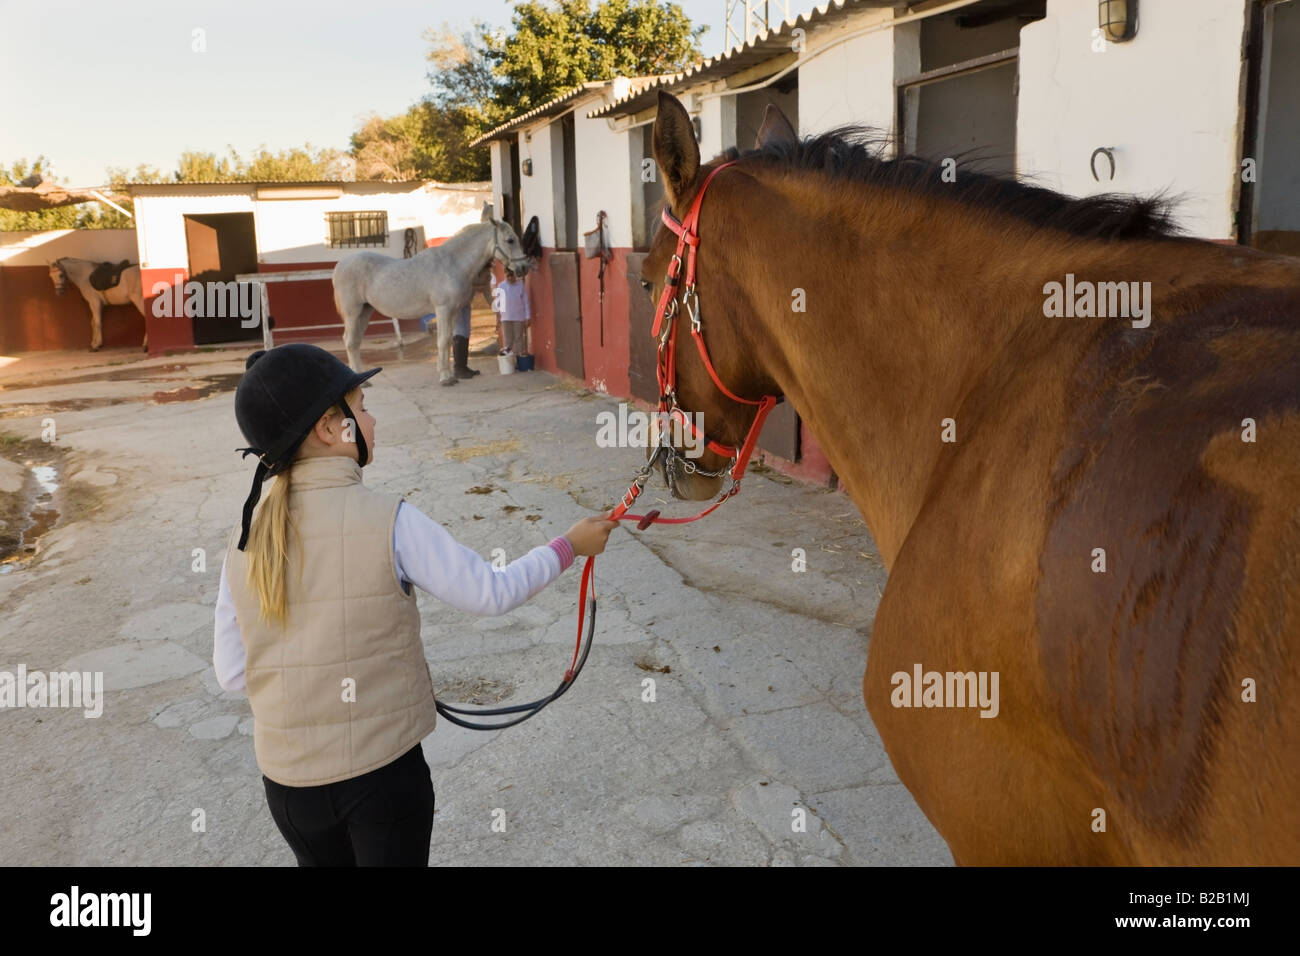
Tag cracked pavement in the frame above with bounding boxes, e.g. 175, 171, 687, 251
0, 332, 951, 866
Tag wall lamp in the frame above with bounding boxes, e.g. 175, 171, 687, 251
1099, 0, 1138, 42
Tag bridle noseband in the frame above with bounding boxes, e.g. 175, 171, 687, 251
492, 223, 531, 275
615, 159, 784, 525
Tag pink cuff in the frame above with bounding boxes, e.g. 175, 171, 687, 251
547, 536, 575, 572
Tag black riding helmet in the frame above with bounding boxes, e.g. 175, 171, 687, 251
233, 344, 380, 550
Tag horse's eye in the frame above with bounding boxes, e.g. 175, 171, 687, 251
640, 279, 653, 292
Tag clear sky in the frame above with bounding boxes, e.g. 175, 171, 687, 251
0, 0, 818, 186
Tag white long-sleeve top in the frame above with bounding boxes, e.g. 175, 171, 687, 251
490, 275, 532, 322
213, 500, 575, 695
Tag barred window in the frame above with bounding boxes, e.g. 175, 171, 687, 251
325, 211, 388, 248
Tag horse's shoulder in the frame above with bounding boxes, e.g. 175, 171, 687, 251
1035, 290, 1300, 837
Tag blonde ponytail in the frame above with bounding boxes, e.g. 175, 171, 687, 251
242, 389, 359, 626
245, 467, 295, 627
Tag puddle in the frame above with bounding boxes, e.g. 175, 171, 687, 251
150, 374, 243, 404
0, 457, 63, 573
0, 397, 132, 419
0, 372, 244, 417
0, 361, 199, 390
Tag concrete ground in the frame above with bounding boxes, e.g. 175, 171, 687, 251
0, 321, 952, 866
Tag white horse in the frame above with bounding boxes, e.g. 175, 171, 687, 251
333, 209, 532, 384
48, 257, 147, 351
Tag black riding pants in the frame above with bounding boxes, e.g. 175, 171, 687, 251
262, 742, 435, 866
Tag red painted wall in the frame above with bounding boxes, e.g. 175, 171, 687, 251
518, 250, 558, 374
140, 262, 424, 355
1, 265, 146, 352
578, 249, 631, 397
257, 261, 424, 345
142, 268, 195, 353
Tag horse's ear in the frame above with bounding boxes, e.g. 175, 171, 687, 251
755, 104, 797, 150
653, 91, 699, 209
481, 201, 493, 223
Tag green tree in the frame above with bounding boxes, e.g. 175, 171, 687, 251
351, 110, 426, 181
373, 0, 705, 183
481, 0, 704, 114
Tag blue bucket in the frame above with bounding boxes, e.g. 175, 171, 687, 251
515, 354, 535, 372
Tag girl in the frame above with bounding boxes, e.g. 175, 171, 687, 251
212, 343, 617, 866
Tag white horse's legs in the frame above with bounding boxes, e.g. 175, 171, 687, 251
433, 304, 458, 386
341, 303, 373, 372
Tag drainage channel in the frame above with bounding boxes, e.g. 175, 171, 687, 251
0, 454, 62, 574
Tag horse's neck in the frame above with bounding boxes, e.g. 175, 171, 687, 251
62, 257, 96, 282
728, 181, 1109, 565
437, 224, 493, 276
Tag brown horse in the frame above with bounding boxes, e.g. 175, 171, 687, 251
642, 90, 1299, 865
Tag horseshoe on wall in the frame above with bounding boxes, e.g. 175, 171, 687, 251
1090, 147, 1116, 183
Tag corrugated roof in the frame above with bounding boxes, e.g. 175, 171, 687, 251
123, 179, 489, 190
586, 0, 900, 120
469, 76, 668, 147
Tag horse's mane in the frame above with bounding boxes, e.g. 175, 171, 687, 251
721, 126, 1183, 242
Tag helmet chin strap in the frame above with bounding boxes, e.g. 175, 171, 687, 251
337, 396, 369, 466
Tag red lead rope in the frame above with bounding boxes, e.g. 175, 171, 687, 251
566, 160, 783, 681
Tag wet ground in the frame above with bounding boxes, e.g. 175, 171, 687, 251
0, 319, 951, 867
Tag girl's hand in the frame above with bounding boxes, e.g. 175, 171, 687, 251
563, 513, 619, 556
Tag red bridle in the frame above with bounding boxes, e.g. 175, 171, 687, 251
563, 161, 783, 684
610, 159, 784, 527
450, 160, 784, 723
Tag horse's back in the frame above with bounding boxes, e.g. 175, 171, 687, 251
1037, 282, 1300, 862
333, 251, 391, 286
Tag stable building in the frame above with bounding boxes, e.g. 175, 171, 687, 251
0, 179, 490, 354
128, 179, 491, 352
475, 0, 1300, 489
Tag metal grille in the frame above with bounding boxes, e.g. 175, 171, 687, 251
325, 211, 388, 248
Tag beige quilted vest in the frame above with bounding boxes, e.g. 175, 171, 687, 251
224, 454, 437, 786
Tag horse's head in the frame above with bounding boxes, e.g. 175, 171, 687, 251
48, 258, 67, 296
639, 91, 792, 501
490, 218, 533, 276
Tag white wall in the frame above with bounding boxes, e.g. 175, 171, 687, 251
574, 94, 635, 248
490, 140, 506, 219
1018, 0, 1249, 238
0, 229, 138, 265
519, 121, 556, 248
133, 188, 254, 269
255, 187, 430, 264
131, 184, 488, 269
698, 92, 731, 159
423, 184, 492, 240
798, 7, 896, 136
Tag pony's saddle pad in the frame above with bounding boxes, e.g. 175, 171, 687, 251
89, 259, 132, 291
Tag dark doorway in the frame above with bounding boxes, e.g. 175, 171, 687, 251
735, 73, 799, 151
1241, 0, 1300, 253
182, 212, 260, 344
505, 137, 523, 233
897, 1, 1045, 175
625, 252, 658, 404
549, 251, 585, 379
